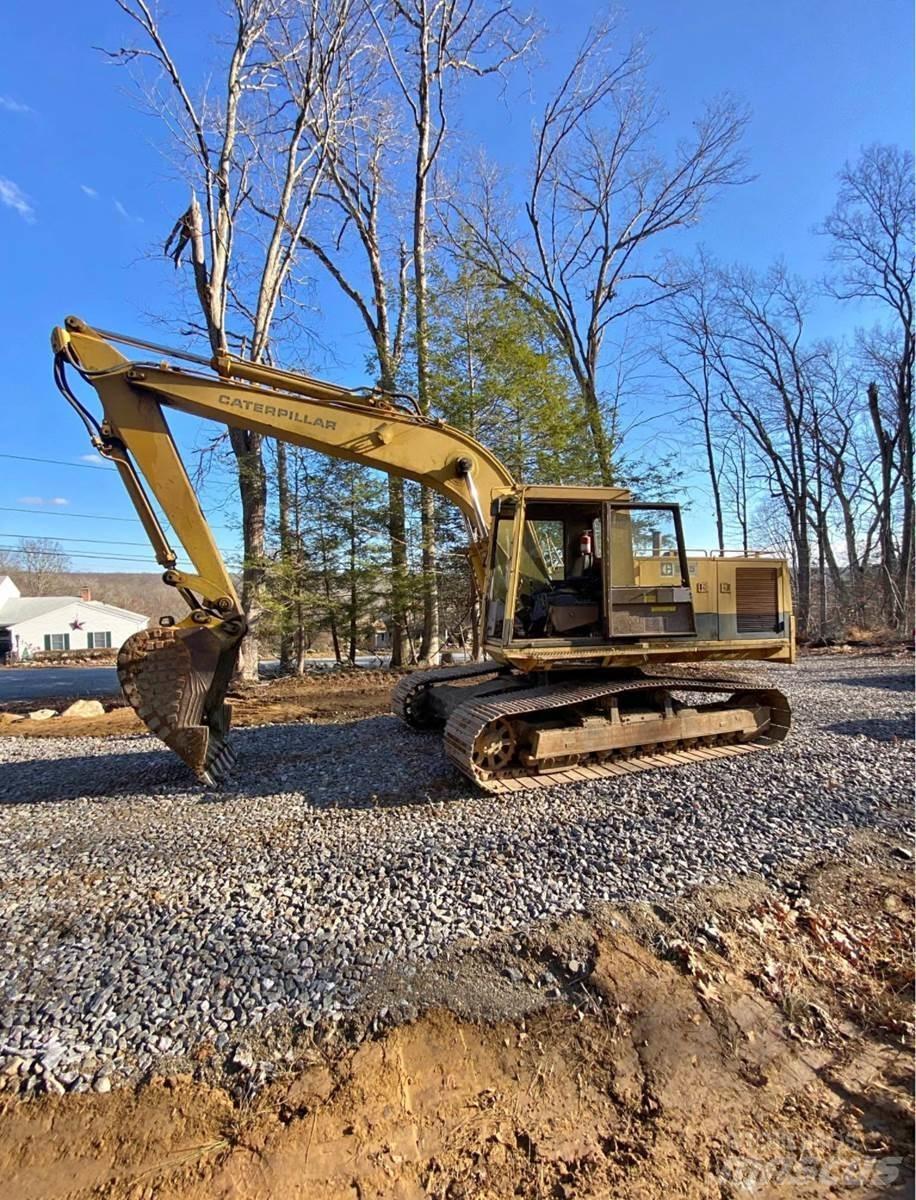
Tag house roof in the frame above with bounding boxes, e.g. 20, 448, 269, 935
0, 596, 148, 628
0, 596, 72, 626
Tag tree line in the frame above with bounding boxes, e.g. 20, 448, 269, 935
661, 144, 912, 637
97, 1, 910, 667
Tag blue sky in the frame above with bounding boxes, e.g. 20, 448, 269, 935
0, 0, 912, 569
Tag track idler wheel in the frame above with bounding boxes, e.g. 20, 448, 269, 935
472, 717, 517, 772
117, 616, 247, 786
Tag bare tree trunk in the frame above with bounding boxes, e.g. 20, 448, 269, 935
867, 382, 899, 624
418, 494, 439, 663
582, 375, 614, 486
387, 477, 409, 665
348, 495, 358, 665
229, 428, 266, 679
276, 439, 294, 671
729, 430, 750, 555
895, 342, 914, 620
412, 44, 440, 665
380, 358, 410, 667
704, 399, 726, 555
319, 537, 341, 665
296, 599, 307, 674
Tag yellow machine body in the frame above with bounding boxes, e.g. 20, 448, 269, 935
51, 317, 794, 789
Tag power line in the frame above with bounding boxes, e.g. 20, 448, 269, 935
0, 545, 240, 565
1, 530, 238, 553
0, 544, 240, 566
0, 506, 142, 524
0, 453, 114, 472
0, 545, 188, 566
0, 505, 235, 532
1, 530, 158, 548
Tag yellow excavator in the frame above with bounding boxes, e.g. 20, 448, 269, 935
51, 316, 793, 791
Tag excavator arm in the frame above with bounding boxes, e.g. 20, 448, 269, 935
51, 316, 516, 783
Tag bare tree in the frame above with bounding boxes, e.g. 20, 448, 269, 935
657, 263, 727, 552
696, 264, 821, 632
720, 424, 751, 554
448, 18, 748, 484
0, 538, 72, 595
370, 0, 535, 662
821, 144, 914, 625
807, 345, 883, 627
286, 45, 414, 663
107, 0, 357, 677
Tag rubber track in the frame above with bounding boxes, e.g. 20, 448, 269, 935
443, 673, 791, 794
392, 661, 507, 729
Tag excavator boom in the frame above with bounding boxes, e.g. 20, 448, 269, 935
50, 316, 793, 790
51, 316, 515, 782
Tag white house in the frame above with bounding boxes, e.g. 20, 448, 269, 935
0, 576, 148, 662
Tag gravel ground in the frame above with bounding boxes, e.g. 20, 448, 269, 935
0, 652, 911, 1095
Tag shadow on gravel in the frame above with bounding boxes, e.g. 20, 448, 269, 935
825, 717, 914, 742
824, 672, 914, 694
0, 717, 460, 808
0, 747, 201, 805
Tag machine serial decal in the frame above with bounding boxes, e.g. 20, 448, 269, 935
219, 394, 337, 430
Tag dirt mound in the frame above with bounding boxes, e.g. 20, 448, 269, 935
0, 852, 911, 1199
0, 671, 400, 739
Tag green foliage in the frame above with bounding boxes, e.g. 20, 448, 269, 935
427, 265, 599, 485
261, 449, 388, 663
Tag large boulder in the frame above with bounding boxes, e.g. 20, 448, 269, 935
61, 699, 106, 719
27, 709, 57, 721
0, 712, 25, 726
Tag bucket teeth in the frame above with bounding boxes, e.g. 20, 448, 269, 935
117, 619, 246, 784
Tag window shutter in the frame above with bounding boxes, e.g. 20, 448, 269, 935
44, 635, 51, 651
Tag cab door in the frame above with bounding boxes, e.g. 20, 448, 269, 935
602, 503, 696, 638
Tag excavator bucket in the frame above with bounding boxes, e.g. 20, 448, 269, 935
117, 619, 246, 785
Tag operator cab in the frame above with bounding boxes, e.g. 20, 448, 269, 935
485, 492, 696, 646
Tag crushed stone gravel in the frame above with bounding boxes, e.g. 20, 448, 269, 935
0, 652, 911, 1094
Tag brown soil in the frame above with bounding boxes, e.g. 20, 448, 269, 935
3, 646, 911, 741
0, 850, 912, 1200
0, 671, 398, 739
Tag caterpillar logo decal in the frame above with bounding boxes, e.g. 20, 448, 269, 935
219, 394, 336, 431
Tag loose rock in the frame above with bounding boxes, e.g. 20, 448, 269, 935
61, 699, 106, 719
0, 652, 910, 1090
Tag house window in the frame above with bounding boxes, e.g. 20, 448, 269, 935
87, 631, 112, 649
44, 633, 70, 651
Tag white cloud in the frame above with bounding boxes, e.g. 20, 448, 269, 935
17, 496, 70, 506
114, 197, 143, 224
18, 496, 43, 505
80, 184, 98, 198
0, 177, 35, 223
79, 453, 105, 464
51, 497, 70, 506
0, 96, 31, 114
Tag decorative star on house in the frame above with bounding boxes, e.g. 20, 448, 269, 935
69, 619, 85, 631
